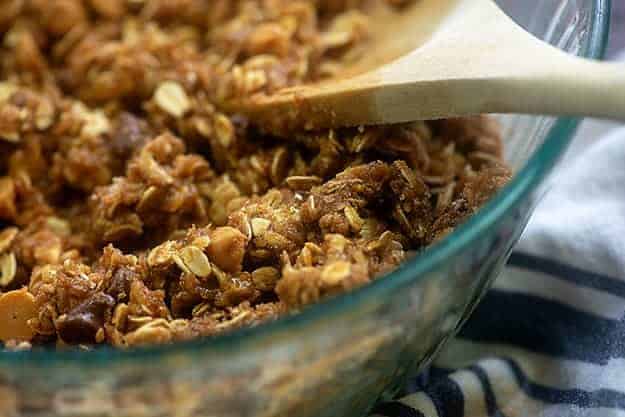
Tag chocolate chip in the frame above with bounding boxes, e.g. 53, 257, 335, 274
107, 267, 134, 301
110, 112, 150, 159
56, 292, 115, 344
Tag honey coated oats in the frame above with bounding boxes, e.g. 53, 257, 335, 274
0, 0, 510, 348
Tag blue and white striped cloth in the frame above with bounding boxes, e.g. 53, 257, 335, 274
370, 109, 625, 416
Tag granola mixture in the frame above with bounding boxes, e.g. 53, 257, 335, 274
0, 0, 510, 348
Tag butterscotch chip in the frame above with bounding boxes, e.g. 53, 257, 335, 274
207, 227, 247, 273
0, 289, 36, 342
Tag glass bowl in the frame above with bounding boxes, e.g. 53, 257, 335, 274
0, 1, 611, 416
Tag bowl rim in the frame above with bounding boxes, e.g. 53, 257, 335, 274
1, 0, 612, 365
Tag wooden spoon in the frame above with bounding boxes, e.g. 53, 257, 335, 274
227, 0, 621, 131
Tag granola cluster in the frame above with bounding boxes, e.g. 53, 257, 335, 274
0, 0, 510, 348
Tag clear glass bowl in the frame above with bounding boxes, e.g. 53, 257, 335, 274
0, 1, 611, 416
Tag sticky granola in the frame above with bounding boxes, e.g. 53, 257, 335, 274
0, 0, 510, 348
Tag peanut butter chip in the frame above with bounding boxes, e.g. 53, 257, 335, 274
0, 289, 37, 342
207, 227, 247, 273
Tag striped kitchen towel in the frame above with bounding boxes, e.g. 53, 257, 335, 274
370, 115, 625, 416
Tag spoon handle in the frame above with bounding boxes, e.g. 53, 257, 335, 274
356, 1, 625, 124
319, 43, 625, 126
456, 54, 625, 122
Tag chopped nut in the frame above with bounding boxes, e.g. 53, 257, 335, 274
0, 289, 36, 342
154, 81, 191, 118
